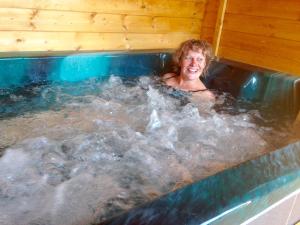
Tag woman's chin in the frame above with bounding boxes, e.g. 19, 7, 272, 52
185, 73, 200, 81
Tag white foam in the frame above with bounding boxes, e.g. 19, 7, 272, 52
0, 75, 279, 224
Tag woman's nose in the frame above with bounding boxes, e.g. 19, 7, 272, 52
191, 58, 197, 65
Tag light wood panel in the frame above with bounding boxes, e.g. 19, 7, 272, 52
0, 0, 206, 18
224, 13, 300, 42
0, 31, 199, 51
219, 45, 300, 76
152, 17, 201, 34
0, 0, 205, 53
200, 0, 219, 43
216, 0, 300, 76
201, 0, 219, 27
212, 0, 227, 56
202, 11, 218, 28
0, 0, 206, 52
226, 0, 300, 20
200, 27, 215, 44
0, 8, 201, 34
219, 30, 300, 75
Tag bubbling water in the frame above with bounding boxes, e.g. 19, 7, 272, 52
0, 75, 291, 225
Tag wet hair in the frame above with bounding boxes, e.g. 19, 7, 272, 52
173, 39, 213, 77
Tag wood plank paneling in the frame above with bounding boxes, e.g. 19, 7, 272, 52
224, 13, 300, 42
0, 31, 199, 51
219, 30, 300, 75
212, 0, 227, 56
202, 11, 218, 28
217, 0, 300, 76
0, 8, 201, 34
204, 0, 219, 11
152, 17, 201, 34
221, 30, 300, 63
0, 0, 206, 18
201, 0, 219, 28
0, 0, 205, 53
200, 0, 219, 43
219, 45, 300, 76
200, 27, 214, 44
226, 0, 300, 20
125, 33, 200, 50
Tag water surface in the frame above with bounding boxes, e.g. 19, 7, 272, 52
0, 75, 297, 225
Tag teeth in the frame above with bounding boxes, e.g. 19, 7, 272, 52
188, 68, 198, 72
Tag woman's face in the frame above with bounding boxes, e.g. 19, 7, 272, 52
179, 50, 206, 81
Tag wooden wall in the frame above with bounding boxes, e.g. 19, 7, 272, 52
2, 0, 299, 77
200, 0, 219, 44
0, 0, 208, 52
217, 0, 300, 76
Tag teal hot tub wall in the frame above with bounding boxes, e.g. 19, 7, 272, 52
1, 51, 299, 114
1, 51, 300, 224
0, 51, 172, 89
206, 61, 300, 120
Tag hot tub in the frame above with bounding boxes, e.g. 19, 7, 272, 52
0, 51, 299, 225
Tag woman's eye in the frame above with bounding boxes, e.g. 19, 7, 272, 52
183, 57, 203, 62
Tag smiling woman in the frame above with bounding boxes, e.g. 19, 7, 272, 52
162, 39, 215, 100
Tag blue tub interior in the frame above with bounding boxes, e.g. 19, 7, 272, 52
1, 51, 299, 120
1, 51, 300, 225
0, 52, 171, 88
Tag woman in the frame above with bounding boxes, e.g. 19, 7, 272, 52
162, 39, 214, 100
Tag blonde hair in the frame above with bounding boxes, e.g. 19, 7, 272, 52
173, 39, 213, 77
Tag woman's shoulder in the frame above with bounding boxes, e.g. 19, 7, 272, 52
161, 73, 178, 87
162, 73, 177, 80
